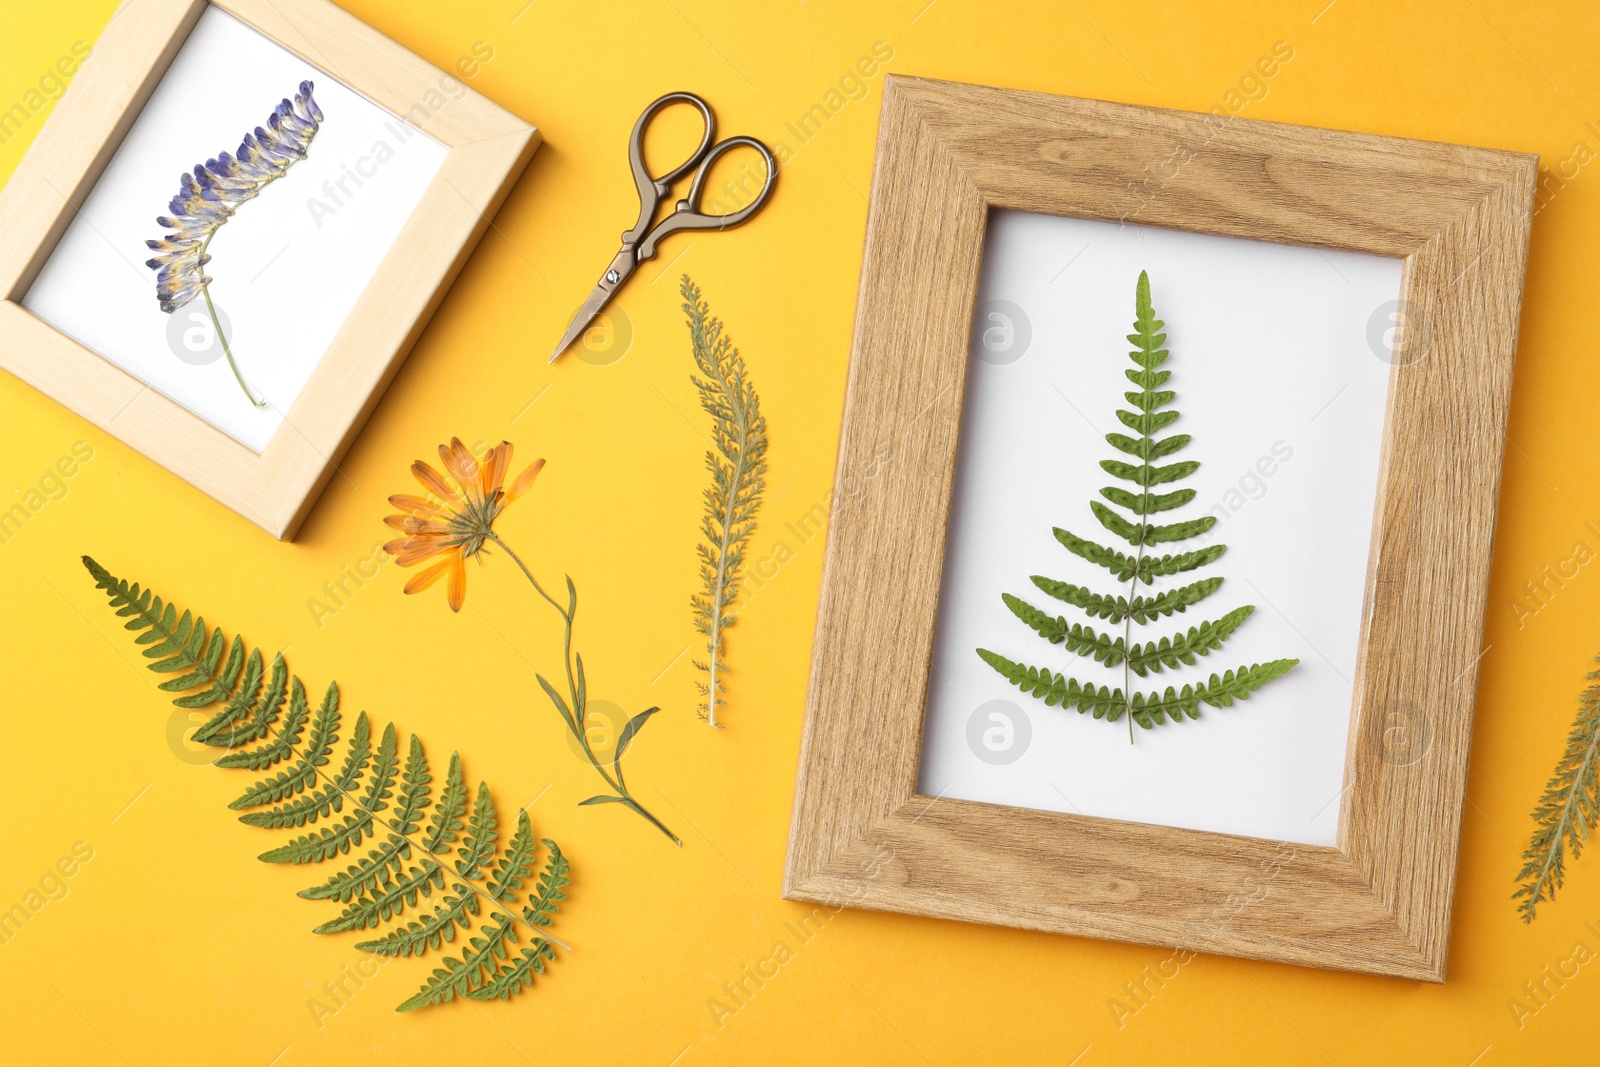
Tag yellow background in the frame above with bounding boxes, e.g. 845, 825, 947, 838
1, 0, 1597, 1063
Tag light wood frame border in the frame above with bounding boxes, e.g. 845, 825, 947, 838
0, 0, 539, 539
784, 75, 1535, 981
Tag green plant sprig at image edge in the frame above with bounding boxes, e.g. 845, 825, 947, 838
1516, 654, 1600, 922
83, 556, 570, 1013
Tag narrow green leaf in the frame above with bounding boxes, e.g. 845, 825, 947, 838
1030, 576, 1127, 622
1001, 594, 1122, 665
976, 650, 1124, 721
456, 782, 498, 882
487, 811, 537, 904
574, 653, 588, 725
1052, 528, 1140, 580
1115, 408, 1180, 435
1126, 606, 1255, 677
1147, 515, 1217, 543
1151, 433, 1191, 458
1090, 500, 1141, 544
1139, 544, 1226, 582
1128, 577, 1224, 623
537, 674, 578, 736
614, 707, 659, 767
423, 753, 468, 855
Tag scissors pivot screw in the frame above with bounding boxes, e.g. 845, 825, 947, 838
605, 269, 620, 285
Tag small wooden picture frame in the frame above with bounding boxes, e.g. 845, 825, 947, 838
784, 75, 1535, 980
0, 0, 538, 539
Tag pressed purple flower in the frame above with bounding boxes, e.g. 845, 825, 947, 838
144, 80, 324, 407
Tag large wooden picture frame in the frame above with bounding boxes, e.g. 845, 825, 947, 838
0, 0, 538, 539
784, 75, 1535, 981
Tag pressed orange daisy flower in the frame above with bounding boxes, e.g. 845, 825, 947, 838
383, 437, 545, 612
383, 435, 680, 845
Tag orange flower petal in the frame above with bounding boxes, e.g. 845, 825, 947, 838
446, 554, 467, 612
384, 515, 454, 534
387, 539, 455, 566
393, 530, 452, 544
440, 439, 478, 494
481, 441, 512, 498
388, 493, 444, 516
503, 458, 546, 505
411, 461, 461, 506
403, 559, 452, 594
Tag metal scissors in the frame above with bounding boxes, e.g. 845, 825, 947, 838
549, 91, 778, 362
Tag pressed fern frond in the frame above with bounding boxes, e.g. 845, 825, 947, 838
83, 556, 569, 1012
1515, 657, 1600, 922
683, 274, 768, 729
980, 271, 1298, 741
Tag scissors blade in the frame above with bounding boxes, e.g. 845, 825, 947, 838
549, 284, 613, 363
549, 250, 636, 363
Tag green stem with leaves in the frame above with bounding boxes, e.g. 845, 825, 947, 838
489, 532, 681, 846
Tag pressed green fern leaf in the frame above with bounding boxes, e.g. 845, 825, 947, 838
1515, 657, 1600, 921
470, 842, 569, 1002
978, 650, 1298, 728
683, 274, 768, 730
978, 271, 1298, 741
83, 556, 570, 1011
194, 650, 283, 748
239, 713, 372, 826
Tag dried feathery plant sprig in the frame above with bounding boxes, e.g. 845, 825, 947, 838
682, 275, 767, 730
145, 80, 324, 408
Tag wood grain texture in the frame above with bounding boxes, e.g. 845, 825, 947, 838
0, 0, 539, 538
784, 75, 1536, 981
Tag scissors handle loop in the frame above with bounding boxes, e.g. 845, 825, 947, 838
637, 136, 778, 261
625, 92, 716, 246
